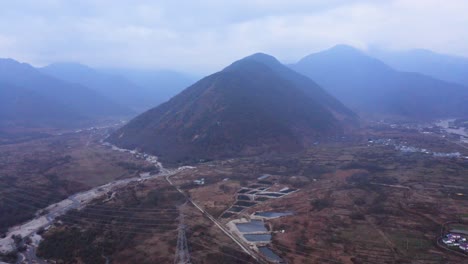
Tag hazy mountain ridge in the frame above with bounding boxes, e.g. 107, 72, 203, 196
371, 48, 468, 86
40, 63, 158, 112
0, 58, 132, 128
291, 45, 468, 119
103, 68, 195, 106
0, 81, 84, 128
107, 53, 357, 164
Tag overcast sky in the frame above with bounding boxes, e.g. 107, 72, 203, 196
0, 0, 467, 74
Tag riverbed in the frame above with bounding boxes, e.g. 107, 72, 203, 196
0, 144, 191, 255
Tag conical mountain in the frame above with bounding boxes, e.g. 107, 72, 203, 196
107, 53, 357, 164
291, 45, 468, 119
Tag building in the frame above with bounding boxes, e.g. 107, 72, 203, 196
442, 238, 454, 245
194, 178, 205, 185
443, 233, 468, 251
447, 233, 462, 239
459, 243, 468, 251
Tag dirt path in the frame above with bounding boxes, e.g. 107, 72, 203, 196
165, 174, 266, 263
347, 192, 399, 258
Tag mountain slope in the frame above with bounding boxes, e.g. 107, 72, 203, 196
0, 82, 84, 128
290, 45, 468, 119
0, 58, 132, 121
371, 48, 468, 86
107, 53, 356, 164
40, 63, 156, 112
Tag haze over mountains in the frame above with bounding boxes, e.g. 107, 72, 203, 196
107, 53, 357, 164
40, 63, 154, 112
104, 68, 195, 106
291, 45, 468, 119
2, 44, 468, 152
0, 81, 84, 128
0, 58, 131, 128
371, 48, 468, 87
41, 63, 194, 112
0, 58, 196, 130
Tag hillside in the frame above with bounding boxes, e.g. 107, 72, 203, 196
290, 45, 468, 119
40, 63, 157, 112
0, 58, 132, 126
107, 53, 357, 164
0, 82, 84, 128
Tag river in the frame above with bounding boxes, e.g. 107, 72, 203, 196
436, 119, 468, 142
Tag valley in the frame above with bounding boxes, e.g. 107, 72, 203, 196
1, 119, 466, 263
1, 2, 468, 264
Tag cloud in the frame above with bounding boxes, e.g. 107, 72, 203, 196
0, 0, 467, 74
0, 34, 15, 49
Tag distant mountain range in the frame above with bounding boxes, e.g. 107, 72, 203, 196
107, 53, 357, 164
0, 81, 84, 128
3, 45, 467, 137
103, 68, 195, 106
290, 45, 468, 119
40, 63, 154, 112
370, 48, 468, 87
41, 63, 195, 112
0, 58, 196, 130
0, 58, 132, 128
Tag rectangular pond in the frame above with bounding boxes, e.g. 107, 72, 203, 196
243, 234, 272, 242
257, 192, 284, 197
237, 195, 251, 201
234, 201, 257, 207
236, 220, 267, 233
228, 206, 245, 212
258, 246, 283, 262
254, 211, 293, 218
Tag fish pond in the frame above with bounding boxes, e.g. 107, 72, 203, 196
235, 220, 267, 233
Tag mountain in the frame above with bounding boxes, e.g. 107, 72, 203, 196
0, 82, 84, 128
40, 63, 157, 112
103, 68, 195, 106
290, 45, 468, 119
107, 53, 357, 164
370, 48, 468, 86
0, 58, 132, 127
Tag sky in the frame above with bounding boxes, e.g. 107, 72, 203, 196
0, 0, 467, 74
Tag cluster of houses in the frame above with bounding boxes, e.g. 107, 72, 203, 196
442, 233, 468, 252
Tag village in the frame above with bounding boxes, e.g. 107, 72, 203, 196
441, 232, 468, 253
